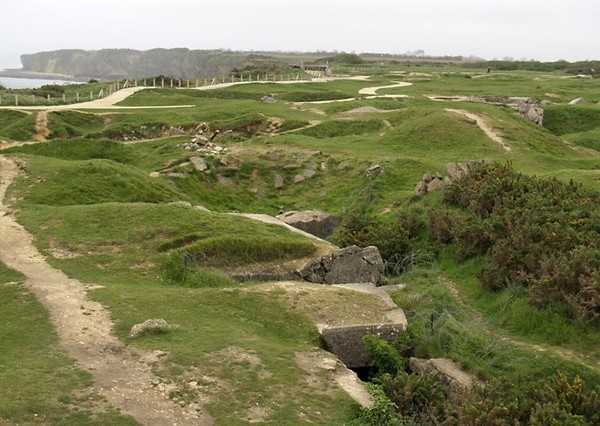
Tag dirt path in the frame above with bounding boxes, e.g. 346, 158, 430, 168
445, 108, 511, 152
441, 277, 600, 373
32, 111, 50, 141
0, 87, 194, 111
358, 81, 413, 95
0, 156, 211, 425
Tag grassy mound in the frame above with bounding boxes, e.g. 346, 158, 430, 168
0, 110, 35, 141
12, 156, 184, 206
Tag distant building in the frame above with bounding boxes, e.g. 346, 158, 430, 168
302, 62, 332, 77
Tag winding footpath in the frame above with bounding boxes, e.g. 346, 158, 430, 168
0, 156, 211, 425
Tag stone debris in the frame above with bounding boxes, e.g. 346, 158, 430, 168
415, 160, 489, 196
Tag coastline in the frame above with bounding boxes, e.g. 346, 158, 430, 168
0, 69, 87, 82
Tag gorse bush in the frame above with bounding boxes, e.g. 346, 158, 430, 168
434, 162, 600, 323
362, 336, 600, 425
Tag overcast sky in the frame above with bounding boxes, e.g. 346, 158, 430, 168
1, 0, 598, 68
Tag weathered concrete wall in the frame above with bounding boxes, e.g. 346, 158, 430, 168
320, 323, 405, 368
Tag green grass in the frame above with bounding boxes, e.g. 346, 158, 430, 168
387, 265, 600, 388
544, 104, 600, 136
0, 261, 136, 425
9, 202, 359, 424
4, 64, 600, 424
0, 110, 35, 140
9, 155, 185, 206
3, 138, 137, 163
437, 251, 600, 358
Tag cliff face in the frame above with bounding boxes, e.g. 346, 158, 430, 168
20, 48, 247, 79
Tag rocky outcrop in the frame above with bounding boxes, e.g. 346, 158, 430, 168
297, 245, 385, 285
415, 161, 487, 196
515, 100, 544, 125
127, 319, 181, 339
276, 210, 341, 239
321, 324, 405, 368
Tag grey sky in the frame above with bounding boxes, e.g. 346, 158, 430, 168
1, 0, 598, 68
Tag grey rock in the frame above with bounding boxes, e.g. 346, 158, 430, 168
168, 126, 187, 136
261, 95, 277, 103
191, 135, 209, 145
427, 177, 445, 193
190, 156, 208, 172
446, 162, 471, 182
268, 151, 279, 161
276, 210, 342, 238
294, 174, 305, 183
414, 181, 428, 196
365, 164, 384, 179
337, 161, 350, 170
217, 174, 233, 186
169, 200, 192, 207
194, 122, 210, 134
167, 173, 186, 178
569, 97, 586, 105
297, 245, 385, 285
128, 319, 181, 339
303, 169, 316, 179
274, 174, 284, 189
422, 172, 434, 183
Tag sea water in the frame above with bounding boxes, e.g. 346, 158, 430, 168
0, 76, 82, 89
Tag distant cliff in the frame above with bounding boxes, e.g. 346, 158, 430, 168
20, 48, 247, 79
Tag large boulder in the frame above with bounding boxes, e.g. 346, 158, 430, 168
276, 210, 341, 239
297, 245, 385, 285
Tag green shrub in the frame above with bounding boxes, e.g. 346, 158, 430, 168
435, 162, 600, 323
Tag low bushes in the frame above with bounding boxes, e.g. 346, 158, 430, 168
433, 162, 600, 323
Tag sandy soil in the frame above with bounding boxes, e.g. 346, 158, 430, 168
0, 156, 211, 425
